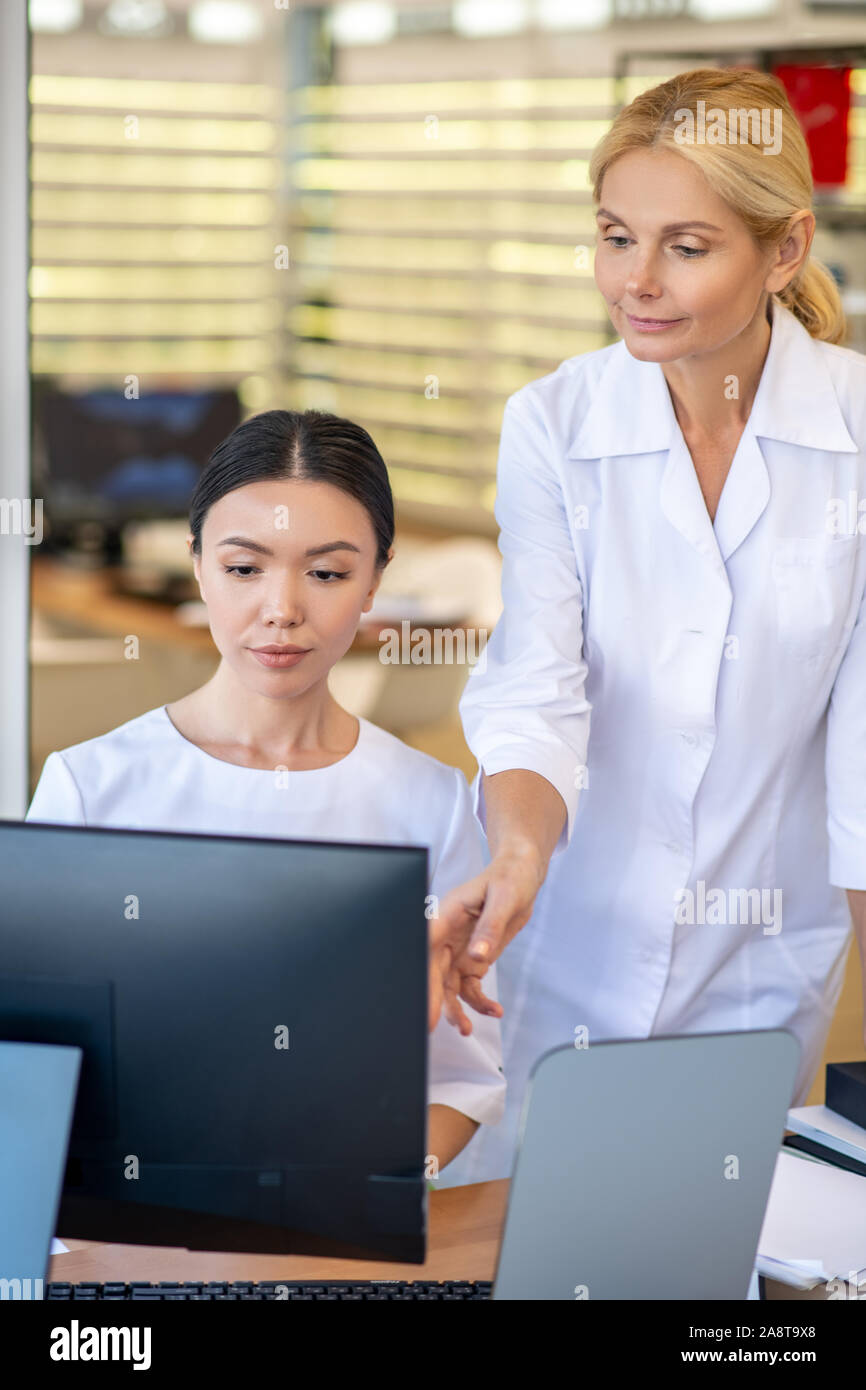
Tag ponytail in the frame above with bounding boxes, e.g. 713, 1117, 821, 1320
774, 258, 846, 345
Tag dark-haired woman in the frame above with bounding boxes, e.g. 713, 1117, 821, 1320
26, 408, 505, 1176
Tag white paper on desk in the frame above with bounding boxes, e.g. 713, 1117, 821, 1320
756, 1150, 866, 1289
50, 1238, 68, 1255
787, 1104, 866, 1163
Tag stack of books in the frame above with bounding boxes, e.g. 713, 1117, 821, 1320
755, 1062, 866, 1292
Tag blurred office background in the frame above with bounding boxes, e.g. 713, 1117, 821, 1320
16, 0, 866, 1095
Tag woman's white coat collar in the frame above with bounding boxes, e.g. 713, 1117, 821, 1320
567, 298, 858, 461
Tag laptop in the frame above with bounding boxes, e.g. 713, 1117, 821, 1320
492, 1028, 799, 1299
0, 1040, 81, 1300
41, 1028, 798, 1300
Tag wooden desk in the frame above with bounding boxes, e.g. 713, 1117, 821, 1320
32, 557, 216, 655
51, 1180, 507, 1286
49, 1178, 827, 1299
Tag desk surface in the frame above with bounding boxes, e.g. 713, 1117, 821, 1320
51, 1180, 507, 1286
50, 1177, 819, 1299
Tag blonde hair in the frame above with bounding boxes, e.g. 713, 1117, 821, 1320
588, 68, 846, 344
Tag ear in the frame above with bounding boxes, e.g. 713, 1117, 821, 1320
187, 532, 205, 597
360, 548, 393, 615
764, 210, 815, 295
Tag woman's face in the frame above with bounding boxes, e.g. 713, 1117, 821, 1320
593, 147, 784, 362
189, 476, 387, 699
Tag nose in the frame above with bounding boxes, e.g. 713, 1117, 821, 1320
261, 573, 305, 628
624, 247, 663, 301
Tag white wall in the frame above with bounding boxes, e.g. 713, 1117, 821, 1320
0, 1, 31, 818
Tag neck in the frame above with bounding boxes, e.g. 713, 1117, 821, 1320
661, 295, 772, 440
194, 660, 352, 757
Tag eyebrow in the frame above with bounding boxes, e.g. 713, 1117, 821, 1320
596, 208, 722, 233
217, 536, 361, 558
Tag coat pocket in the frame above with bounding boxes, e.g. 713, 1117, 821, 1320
771, 535, 859, 658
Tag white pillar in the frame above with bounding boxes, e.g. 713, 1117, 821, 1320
0, 0, 31, 817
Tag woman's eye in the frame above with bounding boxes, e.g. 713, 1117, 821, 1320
222, 565, 350, 582
223, 565, 259, 578
602, 234, 706, 259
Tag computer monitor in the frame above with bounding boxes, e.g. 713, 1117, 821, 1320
34, 386, 241, 527
0, 821, 428, 1262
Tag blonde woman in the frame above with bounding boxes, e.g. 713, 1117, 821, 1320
432, 68, 866, 1187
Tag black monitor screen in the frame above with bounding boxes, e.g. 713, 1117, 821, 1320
36, 388, 241, 524
0, 820, 429, 1262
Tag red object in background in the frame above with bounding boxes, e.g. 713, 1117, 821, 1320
773, 65, 851, 188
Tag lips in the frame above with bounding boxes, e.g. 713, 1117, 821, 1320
625, 312, 684, 327
249, 646, 310, 669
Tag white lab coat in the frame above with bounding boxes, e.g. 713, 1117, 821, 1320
443, 297, 866, 1187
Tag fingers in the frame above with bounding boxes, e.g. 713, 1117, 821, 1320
442, 962, 473, 1037
428, 873, 486, 956
465, 880, 515, 963
428, 853, 542, 1030
465, 860, 537, 963
428, 972, 442, 1033
459, 973, 503, 1019
428, 942, 451, 1033
427, 875, 486, 1035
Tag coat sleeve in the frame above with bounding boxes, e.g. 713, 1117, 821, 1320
426, 768, 506, 1129
459, 390, 591, 856
25, 751, 87, 824
826, 570, 866, 889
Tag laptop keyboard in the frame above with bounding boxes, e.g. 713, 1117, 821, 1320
46, 1280, 492, 1301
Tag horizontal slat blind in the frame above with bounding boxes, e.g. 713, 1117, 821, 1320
29, 73, 284, 397
289, 76, 621, 515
